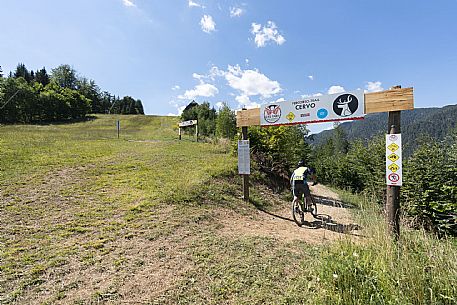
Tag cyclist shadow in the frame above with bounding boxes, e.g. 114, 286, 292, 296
254, 206, 362, 236
302, 214, 362, 235
312, 195, 357, 209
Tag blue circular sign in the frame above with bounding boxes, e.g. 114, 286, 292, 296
317, 108, 328, 119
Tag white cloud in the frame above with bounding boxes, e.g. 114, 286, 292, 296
230, 7, 244, 17
235, 95, 259, 109
192, 73, 204, 81
171, 85, 180, 91
251, 21, 285, 47
178, 83, 219, 100
122, 0, 136, 7
308, 75, 314, 80
245, 58, 249, 65
302, 93, 323, 98
188, 0, 204, 8
328, 85, 346, 94
167, 113, 178, 116
224, 64, 281, 98
200, 15, 216, 33
275, 97, 286, 103
215, 102, 224, 109
365, 81, 383, 93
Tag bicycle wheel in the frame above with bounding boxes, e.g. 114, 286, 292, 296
308, 195, 318, 216
292, 199, 304, 227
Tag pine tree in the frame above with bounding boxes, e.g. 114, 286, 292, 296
14, 63, 32, 82
35, 67, 50, 86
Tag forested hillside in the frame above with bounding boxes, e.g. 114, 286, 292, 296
0, 63, 144, 124
310, 104, 457, 157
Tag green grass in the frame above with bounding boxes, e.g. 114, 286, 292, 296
1, 115, 456, 304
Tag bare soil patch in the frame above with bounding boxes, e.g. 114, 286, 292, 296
218, 183, 362, 244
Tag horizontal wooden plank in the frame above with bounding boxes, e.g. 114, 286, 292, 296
365, 87, 414, 114
236, 108, 260, 127
236, 87, 414, 126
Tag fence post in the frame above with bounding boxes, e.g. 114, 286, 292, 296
242, 125, 249, 201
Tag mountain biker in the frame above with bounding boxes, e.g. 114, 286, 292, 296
290, 160, 317, 214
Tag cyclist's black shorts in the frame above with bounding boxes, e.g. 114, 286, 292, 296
292, 182, 311, 198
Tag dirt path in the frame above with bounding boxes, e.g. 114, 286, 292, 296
218, 184, 362, 244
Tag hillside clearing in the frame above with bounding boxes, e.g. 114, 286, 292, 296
1, 115, 455, 304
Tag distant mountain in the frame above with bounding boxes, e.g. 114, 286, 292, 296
309, 104, 457, 157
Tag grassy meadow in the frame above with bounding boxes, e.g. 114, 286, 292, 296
0, 115, 456, 304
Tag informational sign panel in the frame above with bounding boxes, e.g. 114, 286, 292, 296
238, 140, 250, 175
386, 134, 402, 186
260, 90, 365, 126
179, 120, 197, 127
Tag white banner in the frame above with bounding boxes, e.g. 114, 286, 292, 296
260, 90, 364, 126
386, 134, 402, 186
179, 120, 197, 127
238, 140, 250, 175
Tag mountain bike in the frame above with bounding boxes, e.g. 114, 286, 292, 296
292, 193, 318, 227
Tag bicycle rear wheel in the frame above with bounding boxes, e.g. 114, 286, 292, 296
292, 199, 304, 227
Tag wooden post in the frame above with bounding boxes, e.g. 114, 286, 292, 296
117, 120, 120, 139
195, 124, 198, 142
242, 125, 249, 201
386, 85, 402, 239
179, 127, 181, 140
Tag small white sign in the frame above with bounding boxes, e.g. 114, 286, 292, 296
238, 140, 250, 175
260, 90, 365, 126
179, 120, 197, 127
386, 134, 402, 186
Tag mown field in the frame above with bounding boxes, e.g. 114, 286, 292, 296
1, 115, 456, 304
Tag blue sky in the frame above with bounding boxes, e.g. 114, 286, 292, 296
1, 0, 457, 133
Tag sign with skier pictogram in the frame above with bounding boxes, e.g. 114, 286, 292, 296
386, 133, 402, 186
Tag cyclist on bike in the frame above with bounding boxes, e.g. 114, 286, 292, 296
291, 160, 317, 214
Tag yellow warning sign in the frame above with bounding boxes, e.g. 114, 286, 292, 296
286, 112, 295, 122
387, 143, 399, 152
388, 163, 399, 172
388, 153, 399, 162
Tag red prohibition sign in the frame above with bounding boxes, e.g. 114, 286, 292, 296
388, 173, 400, 182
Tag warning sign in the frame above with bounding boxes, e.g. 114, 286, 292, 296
387, 143, 399, 152
387, 153, 400, 162
388, 163, 399, 173
386, 134, 402, 186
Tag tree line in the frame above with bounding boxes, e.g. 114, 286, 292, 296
0, 63, 144, 124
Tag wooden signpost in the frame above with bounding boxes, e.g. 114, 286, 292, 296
236, 86, 414, 237
178, 120, 198, 141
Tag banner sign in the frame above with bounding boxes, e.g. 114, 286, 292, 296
260, 90, 364, 126
238, 140, 250, 175
386, 134, 402, 186
179, 120, 197, 127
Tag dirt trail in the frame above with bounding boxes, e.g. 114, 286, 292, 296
218, 183, 362, 244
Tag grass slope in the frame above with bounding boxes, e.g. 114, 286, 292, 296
1, 115, 455, 304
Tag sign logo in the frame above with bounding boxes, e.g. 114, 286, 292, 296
333, 94, 359, 117
388, 153, 400, 162
317, 108, 328, 119
388, 173, 400, 183
264, 105, 281, 123
389, 135, 398, 142
286, 112, 295, 122
387, 143, 399, 152
388, 163, 399, 173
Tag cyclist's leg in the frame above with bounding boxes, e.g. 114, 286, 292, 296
303, 183, 313, 212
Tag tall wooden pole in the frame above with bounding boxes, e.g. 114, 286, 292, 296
386, 86, 402, 239
242, 126, 249, 201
